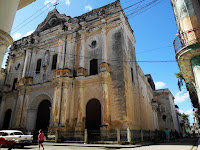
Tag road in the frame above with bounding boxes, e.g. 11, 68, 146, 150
0, 137, 198, 150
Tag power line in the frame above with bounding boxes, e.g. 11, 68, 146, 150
4, 0, 163, 56
11, 0, 60, 34
11, 0, 57, 34
4, 0, 165, 68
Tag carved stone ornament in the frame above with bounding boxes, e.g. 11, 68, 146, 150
43, 51, 50, 68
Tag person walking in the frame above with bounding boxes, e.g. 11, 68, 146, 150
38, 129, 45, 150
165, 128, 170, 143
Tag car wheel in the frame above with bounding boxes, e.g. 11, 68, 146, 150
20, 144, 24, 148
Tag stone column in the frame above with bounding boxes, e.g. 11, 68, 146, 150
0, 0, 20, 67
20, 89, 31, 128
101, 28, 108, 62
22, 49, 31, 78
52, 80, 62, 126
79, 32, 85, 68
50, 84, 57, 126
15, 88, 25, 128
65, 34, 72, 69
76, 79, 84, 127
0, 43, 10, 68
191, 56, 200, 104
57, 37, 66, 69
101, 72, 110, 125
60, 79, 71, 126
0, 97, 6, 128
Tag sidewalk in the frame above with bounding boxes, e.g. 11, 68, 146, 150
44, 141, 152, 149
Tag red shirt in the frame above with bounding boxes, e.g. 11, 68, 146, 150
38, 133, 44, 141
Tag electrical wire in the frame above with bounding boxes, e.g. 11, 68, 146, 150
11, 0, 58, 34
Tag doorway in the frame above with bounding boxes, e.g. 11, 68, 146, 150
2, 109, 12, 129
35, 100, 51, 132
86, 99, 101, 140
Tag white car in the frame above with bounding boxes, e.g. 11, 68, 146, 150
0, 130, 33, 147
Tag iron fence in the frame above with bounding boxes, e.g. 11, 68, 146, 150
38, 129, 179, 144
60, 131, 84, 142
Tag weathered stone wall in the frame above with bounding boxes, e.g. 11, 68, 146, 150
0, 0, 161, 133
154, 89, 177, 131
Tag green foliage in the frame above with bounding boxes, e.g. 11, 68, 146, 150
175, 71, 183, 80
174, 71, 184, 91
180, 113, 189, 121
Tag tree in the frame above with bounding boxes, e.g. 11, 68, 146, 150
175, 71, 184, 91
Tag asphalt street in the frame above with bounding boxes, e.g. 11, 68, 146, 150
0, 137, 198, 150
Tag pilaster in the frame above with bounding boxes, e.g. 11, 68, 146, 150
22, 49, 31, 78
0, 97, 6, 128
56, 80, 62, 126
76, 78, 84, 130
65, 34, 72, 69
20, 88, 31, 128
78, 30, 86, 68
58, 36, 66, 69
101, 28, 108, 62
101, 72, 111, 126
15, 87, 25, 128
60, 79, 71, 126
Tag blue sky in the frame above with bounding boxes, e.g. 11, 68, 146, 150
3, 0, 194, 124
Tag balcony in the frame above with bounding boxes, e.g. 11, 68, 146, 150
173, 28, 200, 53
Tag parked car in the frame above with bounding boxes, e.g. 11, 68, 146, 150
0, 130, 33, 148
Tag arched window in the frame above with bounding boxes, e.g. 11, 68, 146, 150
90, 59, 98, 75
12, 78, 18, 91
52, 54, 57, 70
36, 59, 41, 74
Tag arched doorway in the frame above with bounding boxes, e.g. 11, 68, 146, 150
2, 109, 12, 129
35, 100, 51, 132
86, 99, 101, 140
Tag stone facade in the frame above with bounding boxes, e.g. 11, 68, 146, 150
154, 89, 180, 132
0, 0, 173, 134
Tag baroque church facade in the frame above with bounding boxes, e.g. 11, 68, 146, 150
0, 0, 174, 134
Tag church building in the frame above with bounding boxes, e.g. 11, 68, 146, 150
0, 0, 175, 138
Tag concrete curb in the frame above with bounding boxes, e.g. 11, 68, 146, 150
43, 142, 152, 149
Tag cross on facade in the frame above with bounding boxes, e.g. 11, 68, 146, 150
53, 1, 59, 9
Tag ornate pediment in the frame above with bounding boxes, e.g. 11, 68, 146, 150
35, 9, 71, 33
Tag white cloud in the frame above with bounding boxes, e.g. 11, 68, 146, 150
174, 91, 189, 103
44, 0, 57, 7
155, 81, 166, 89
65, 0, 71, 6
23, 30, 35, 37
185, 109, 194, 116
85, 5, 93, 11
179, 109, 184, 114
12, 33, 22, 41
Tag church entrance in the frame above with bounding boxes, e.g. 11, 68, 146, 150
2, 109, 12, 129
86, 99, 101, 141
35, 100, 51, 132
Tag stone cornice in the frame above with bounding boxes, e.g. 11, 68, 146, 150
0, 29, 13, 47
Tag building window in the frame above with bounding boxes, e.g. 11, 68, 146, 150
131, 68, 134, 84
91, 41, 97, 48
52, 54, 57, 70
90, 59, 98, 75
36, 59, 41, 74
162, 115, 167, 121
12, 78, 18, 91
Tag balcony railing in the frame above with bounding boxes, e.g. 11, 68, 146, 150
173, 28, 200, 53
